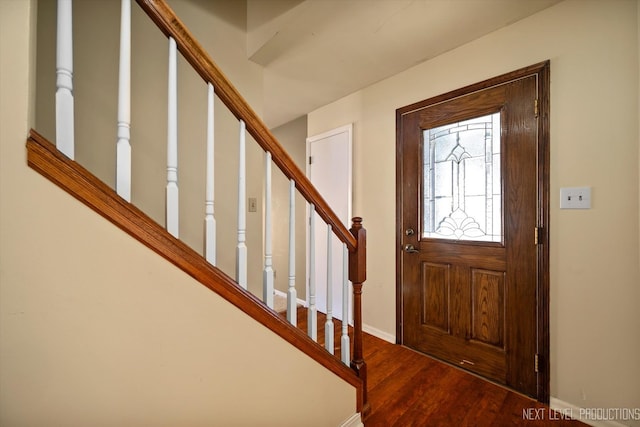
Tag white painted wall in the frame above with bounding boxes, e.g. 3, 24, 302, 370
308, 0, 640, 423
0, 1, 357, 424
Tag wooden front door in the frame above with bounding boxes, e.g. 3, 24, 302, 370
396, 63, 549, 400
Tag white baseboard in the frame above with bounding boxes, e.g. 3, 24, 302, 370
273, 289, 307, 307
339, 412, 363, 427
550, 397, 633, 427
363, 323, 395, 343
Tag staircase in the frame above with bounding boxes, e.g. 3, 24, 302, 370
26, 0, 368, 423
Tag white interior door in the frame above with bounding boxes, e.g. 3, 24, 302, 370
306, 124, 352, 322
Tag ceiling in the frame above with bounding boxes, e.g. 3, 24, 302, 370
246, 0, 561, 129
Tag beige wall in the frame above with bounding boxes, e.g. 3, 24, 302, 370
271, 116, 308, 299
309, 0, 640, 422
35, 0, 266, 298
0, 0, 358, 425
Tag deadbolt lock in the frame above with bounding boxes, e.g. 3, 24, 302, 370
405, 228, 415, 236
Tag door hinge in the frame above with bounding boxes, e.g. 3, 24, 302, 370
534, 354, 540, 373
534, 99, 539, 118
534, 226, 541, 245
308, 156, 313, 165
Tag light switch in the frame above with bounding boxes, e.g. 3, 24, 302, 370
560, 187, 591, 209
248, 197, 257, 212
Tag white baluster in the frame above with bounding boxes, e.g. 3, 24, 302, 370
236, 120, 247, 289
308, 204, 317, 340
263, 152, 274, 308
205, 83, 216, 265
166, 37, 179, 237
287, 179, 297, 325
116, 0, 131, 201
56, 0, 74, 159
341, 243, 350, 365
325, 225, 334, 353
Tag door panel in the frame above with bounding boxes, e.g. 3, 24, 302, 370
397, 69, 545, 398
470, 268, 505, 348
420, 262, 450, 332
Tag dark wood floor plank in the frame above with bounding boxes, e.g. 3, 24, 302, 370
458, 378, 509, 427
366, 363, 452, 427
366, 340, 417, 389
397, 369, 482, 426
366, 357, 444, 425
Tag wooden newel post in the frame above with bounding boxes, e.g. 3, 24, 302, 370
349, 217, 369, 415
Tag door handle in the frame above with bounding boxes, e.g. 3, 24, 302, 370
404, 244, 420, 253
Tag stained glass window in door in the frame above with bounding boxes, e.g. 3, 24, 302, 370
422, 113, 502, 242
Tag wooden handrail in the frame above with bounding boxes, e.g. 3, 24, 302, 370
135, 0, 357, 252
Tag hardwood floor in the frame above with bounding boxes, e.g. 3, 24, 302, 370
363, 332, 585, 426
283, 307, 586, 426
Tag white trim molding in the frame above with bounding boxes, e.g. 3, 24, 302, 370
339, 412, 363, 427
550, 397, 635, 427
363, 323, 396, 344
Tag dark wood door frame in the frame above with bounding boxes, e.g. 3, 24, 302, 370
395, 61, 550, 402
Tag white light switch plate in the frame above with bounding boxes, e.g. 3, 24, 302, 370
248, 197, 257, 212
560, 187, 591, 209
